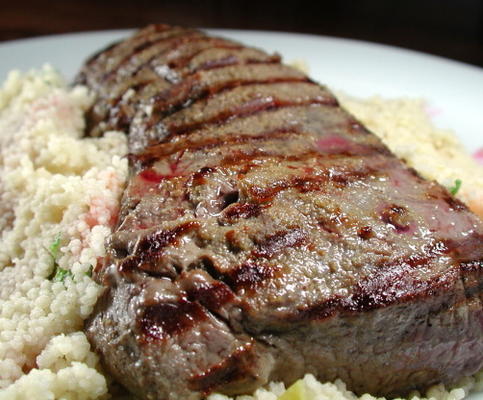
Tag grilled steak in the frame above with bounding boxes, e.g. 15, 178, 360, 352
78, 24, 483, 400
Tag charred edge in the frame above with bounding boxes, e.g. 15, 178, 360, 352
372, 240, 449, 273
197, 256, 224, 281
346, 240, 454, 311
291, 265, 458, 322
380, 204, 412, 233
200, 77, 313, 100
253, 228, 307, 259
137, 221, 200, 254
289, 242, 462, 321
248, 168, 372, 203
133, 149, 375, 196
134, 146, 315, 178
161, 37, 243, 70
291, 297, 343, 321
128, 24, 175, 44
82, 26, 185, 80
133, 127, 302, 167
201, 257, 277, 291
225, 261, 278, 290
192, 166, 217, 185
425, 183, 469, 213
222, 203, 262, 224
121, 40, 241, 85
85, 25, 171, 71
126, 36, 240, 83
124, 42, 251, 92
217, 146, 385, 176
357, 226, 374, 240
102, 30, 204, 81
188, 343, 256, 394
191, 55, 281, 74
139, 299, 208, 341
186, 280, 235, 312
442, 191, 468, 212
316, 208, 350, 236
118, 221, 200, 274
407, 166, 429, 183
149, 78, 315, 131
170, 44, 244, 70
164, 96, 338, 139
347, 265, 457, 313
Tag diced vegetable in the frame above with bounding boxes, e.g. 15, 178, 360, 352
278, 380, 307, 400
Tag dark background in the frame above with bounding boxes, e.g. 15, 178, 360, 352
2, 0, 483, 68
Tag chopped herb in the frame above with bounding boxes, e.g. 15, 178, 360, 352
47, 233, 71, 283
449, 179, 462, 196
85, 265, 93, 278
49, 233, 62, 259
52, 267, 73, 283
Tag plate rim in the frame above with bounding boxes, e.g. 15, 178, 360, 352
1, 27, 482, 75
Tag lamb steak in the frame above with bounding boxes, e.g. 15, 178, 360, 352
78, 24, 483, 400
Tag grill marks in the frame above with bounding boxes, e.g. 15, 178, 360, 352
92, 26, 407, 306
191, 51, 280, 73
108, 47, 280, 111
119, 221, 200, 275
158, 82, 337, 140
253, 229, 307, 259
84, 24, 338, 144
83, 30, 285, 137
247, 166, 375, 203
164, 96, 333, 139
290, 246, 457, 322
186, 279, 235, 313
202, 230, 307, 291
132, 127, 305, 167
82, 26, 483, 400
103, 30, 206, 81
140, 300, 208, 341
202, 259, 280, 293
146, 65, 312, 130
221, 203, 263, 224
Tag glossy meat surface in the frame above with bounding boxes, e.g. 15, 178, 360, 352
78, 24, 483, 400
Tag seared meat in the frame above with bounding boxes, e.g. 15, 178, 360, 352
78, 24, 483, 400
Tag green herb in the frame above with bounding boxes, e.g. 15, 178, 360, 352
449, 179, 462, 196
49, 233, 62, 259
52, 267, 73, 283
85, 265, 93, 278
47, 233, 72, 283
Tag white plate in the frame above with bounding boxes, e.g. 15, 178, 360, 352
0, 29, 481, 400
